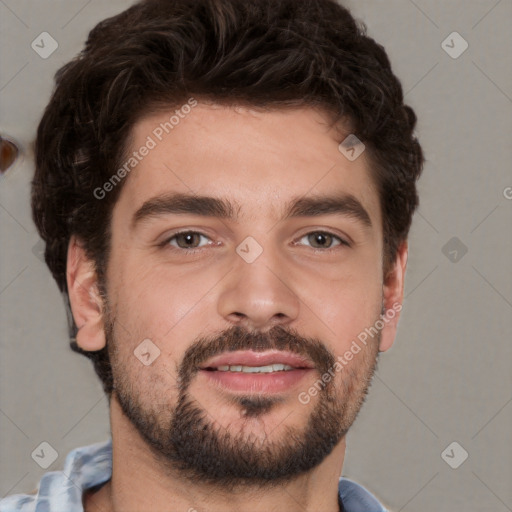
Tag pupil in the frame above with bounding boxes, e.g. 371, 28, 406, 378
180, 233, 197, 247
312, 232, 330, 248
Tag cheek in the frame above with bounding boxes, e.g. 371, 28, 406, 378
113, 282, 187, 349
110, 338, 179, 412
106, 283, 185, 401
299, 262, 382, 342
108, 257, 220, 372
121, 266, 218, 333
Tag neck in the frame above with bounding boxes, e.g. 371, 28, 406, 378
86, 397, 346, 512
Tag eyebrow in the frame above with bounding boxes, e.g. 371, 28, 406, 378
131, 191, 373, 230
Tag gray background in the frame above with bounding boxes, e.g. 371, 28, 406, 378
1, 1, 511, 510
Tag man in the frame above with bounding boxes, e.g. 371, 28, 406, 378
1, 0, 424, 510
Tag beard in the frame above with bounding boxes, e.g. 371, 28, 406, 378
105, 305, 380, 489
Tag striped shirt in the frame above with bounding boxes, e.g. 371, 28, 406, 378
0, 439, 388, 511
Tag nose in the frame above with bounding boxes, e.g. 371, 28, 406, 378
216, 244, 300, 332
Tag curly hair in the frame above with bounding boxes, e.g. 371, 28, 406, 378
31, 0, 424, 396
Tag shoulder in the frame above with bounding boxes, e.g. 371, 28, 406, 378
338, 477, 389, 512
0, 439, 112, 512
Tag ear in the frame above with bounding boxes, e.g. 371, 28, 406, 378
66, 235, 106, 351
378, 240, 408, 352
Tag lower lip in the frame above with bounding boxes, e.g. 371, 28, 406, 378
199, 369, 313, 393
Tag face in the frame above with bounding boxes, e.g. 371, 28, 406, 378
71, 103, 404, 487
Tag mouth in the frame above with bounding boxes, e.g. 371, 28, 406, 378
198, 350, 315, 393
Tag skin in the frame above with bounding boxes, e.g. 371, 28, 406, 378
67, 104, 408, 512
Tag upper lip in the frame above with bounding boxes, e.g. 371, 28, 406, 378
199, 350, 314, 370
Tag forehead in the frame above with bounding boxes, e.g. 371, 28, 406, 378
115, 103, 381, 228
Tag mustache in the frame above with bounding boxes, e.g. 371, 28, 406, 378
177, 324, 336, 390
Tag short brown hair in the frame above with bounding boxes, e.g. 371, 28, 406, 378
31, 0, 424, 396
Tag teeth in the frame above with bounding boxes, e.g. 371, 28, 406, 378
216, 364, 294, 373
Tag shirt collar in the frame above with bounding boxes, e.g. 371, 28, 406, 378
6, 439, 386, 512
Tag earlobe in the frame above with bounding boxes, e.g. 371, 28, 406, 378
379, 241, 408, 353
66, 235, 106, 352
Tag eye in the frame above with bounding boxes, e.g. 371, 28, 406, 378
296, 231, 350, 250
163, 231, 212, 250
159, 229, 350, 254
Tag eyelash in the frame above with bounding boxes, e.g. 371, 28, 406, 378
159, 230, 351, 254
